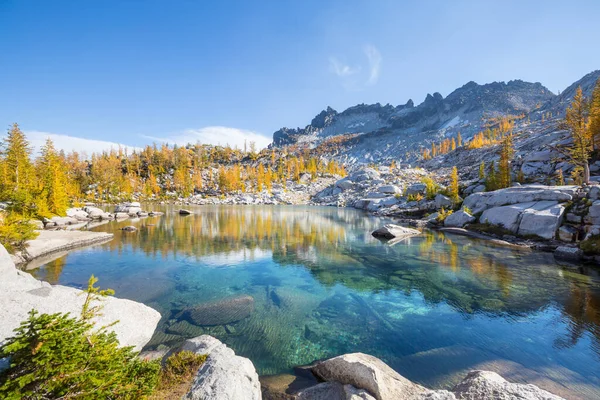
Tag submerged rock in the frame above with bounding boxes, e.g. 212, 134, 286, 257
121, 225, 137, 232
183, 335, 261, 400
179, 209, 194, 215
372, 224, 420, 240
179, 295, 254, 326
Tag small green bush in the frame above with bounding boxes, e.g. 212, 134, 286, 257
580, 236, 600, 255
0, 276, 160, 399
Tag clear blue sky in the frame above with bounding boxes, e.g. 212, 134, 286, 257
1, 0, 599, 153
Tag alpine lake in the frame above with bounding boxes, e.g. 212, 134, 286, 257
28, 205, 600, 398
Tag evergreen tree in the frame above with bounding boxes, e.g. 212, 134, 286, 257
485, 161, 498, 191
498, 134, 514, 189
478, 161, 485, 180
38, 138, 69, 216
565, 87, 591, 184
589, 79, 600, 151
2, 123, 35, 215
449, 166, 459, 204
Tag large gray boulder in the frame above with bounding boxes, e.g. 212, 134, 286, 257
434, 194, 453, 208
305, 353, 564, 400
463, 185, 575, 215
479, 201, 564, 239
378, 185, 401, 194
480, 203, 533, 232
406, 183, 427, 196
183, 335, 261, 400
0, 244, 159, 351
452, 370, 563, 400
372, 225, 421, 240
351, 168, 381, 182
518, 202, 564, 239
336, 179, 355, 191
311, 353, 428, 400
444, 210, 476, 228
66, 208, 91, 221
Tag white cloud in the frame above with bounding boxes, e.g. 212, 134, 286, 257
329, 44, 382, 89
141, 126, 271, 150
26, 131, 141, 157
329, 57, 361, 77
364, 44, 382, 86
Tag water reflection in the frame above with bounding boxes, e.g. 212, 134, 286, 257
31, 205, 600, 397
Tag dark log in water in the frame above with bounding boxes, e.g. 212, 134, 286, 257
179, 295, 254, 326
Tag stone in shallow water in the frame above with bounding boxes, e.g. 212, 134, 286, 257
179, 295, 255, 326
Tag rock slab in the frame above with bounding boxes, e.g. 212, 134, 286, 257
0, 244, 160, 351
372, 225, 421, 240
183, 335, 261, 400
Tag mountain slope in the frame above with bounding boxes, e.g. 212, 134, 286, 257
272, 80, 555, 152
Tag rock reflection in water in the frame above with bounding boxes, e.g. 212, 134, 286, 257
30, 205, 600, 398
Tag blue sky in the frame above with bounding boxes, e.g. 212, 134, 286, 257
1, 0, 599, 154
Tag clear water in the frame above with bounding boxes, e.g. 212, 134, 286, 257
30, 205, 600, 397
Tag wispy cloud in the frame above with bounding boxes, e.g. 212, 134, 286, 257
329, 57, 361, 78
26, 131, 140, 157
364, 44, 382, 86
140, 126, 271, 150
329, 44, 382, 90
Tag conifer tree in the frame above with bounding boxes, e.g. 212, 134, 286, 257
556, 169, 564, 186
478, 161, 485, 180
2, 123, 35, 214
485, 161, 498, 192
449, 166, 459, 204
38, 138, 69, 216
498, 134, 514, 189
457, 132, 462, 147
565, 87, 591, 184
589, 79, 600, 151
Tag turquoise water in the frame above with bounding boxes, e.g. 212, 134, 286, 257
30, 205, 600, 396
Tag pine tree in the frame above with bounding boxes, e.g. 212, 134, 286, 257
449, 166, 459, 204
478, 161, 485, 180
457, 132, 462, 147
485, 161, 498, 192
556, 169, 564, 186
38, 138, 69, 216
565, 87, 591, 184
498, 134, 514, 189
589, 79, 600, 151
2, 123, 35, 214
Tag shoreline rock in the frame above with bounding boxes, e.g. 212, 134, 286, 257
0, 244, 160, 352
12, 230, 114, 266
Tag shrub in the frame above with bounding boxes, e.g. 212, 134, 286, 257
436, 207, 453, 223
580, 236, 600, 255
0, 213, 39, 253
150, 351, 207, 399
421, 176, 439, 200
462, 206, 473, 215
0, 276, 160, 399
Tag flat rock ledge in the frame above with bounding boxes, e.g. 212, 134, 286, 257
12, 230, 114, 266
0, 244, 160, 352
